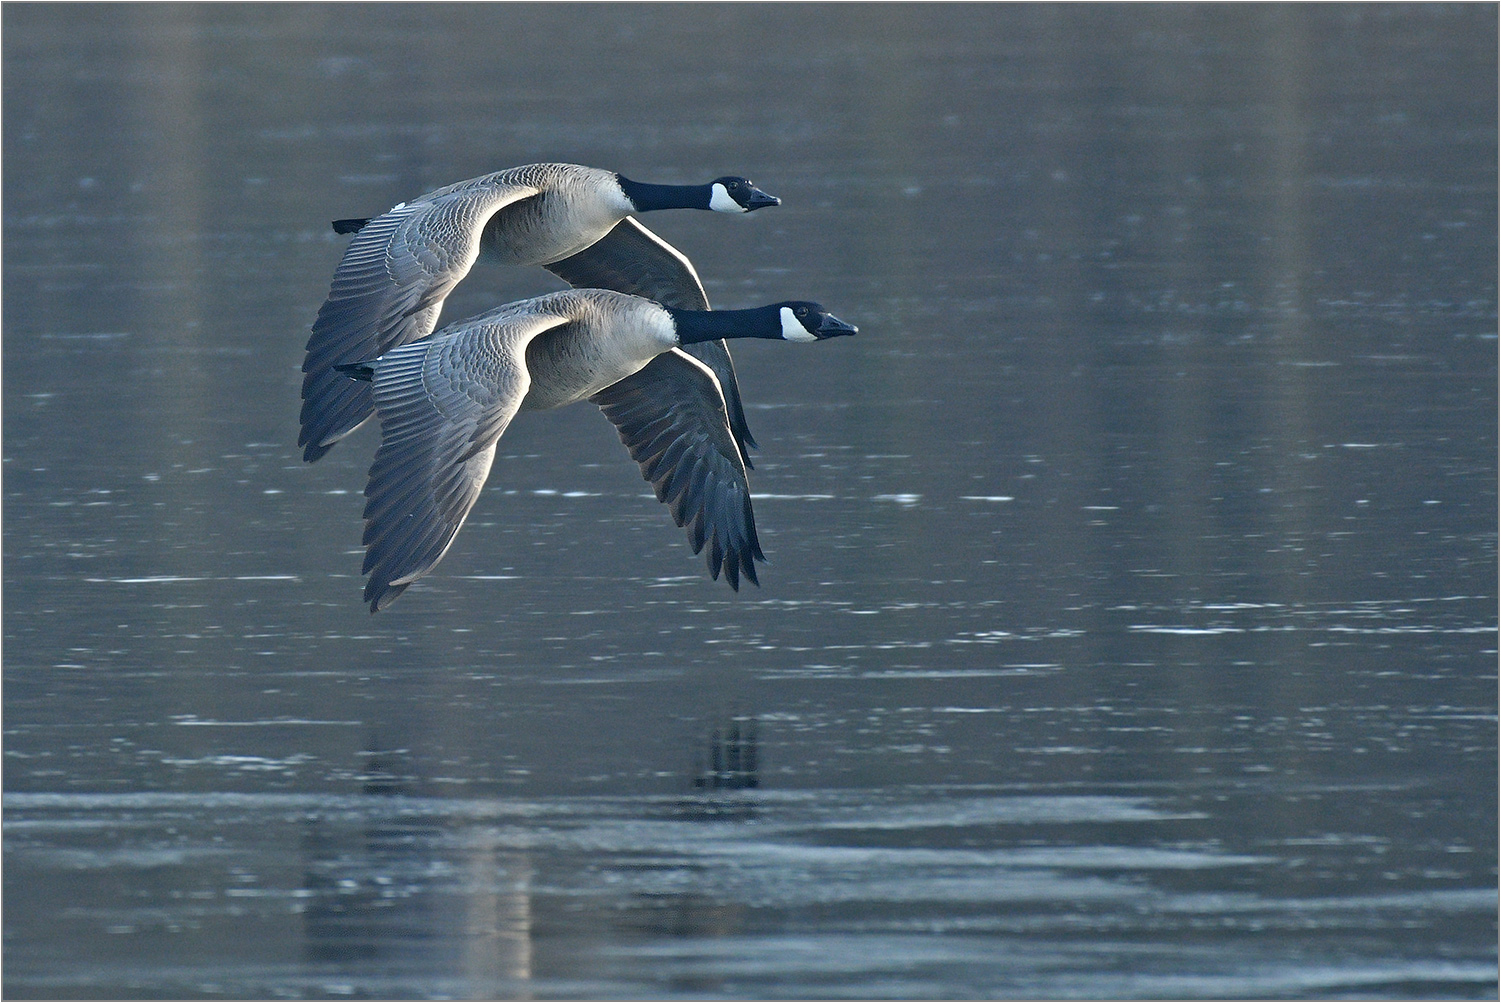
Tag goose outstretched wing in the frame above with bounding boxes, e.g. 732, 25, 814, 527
300, 180, 541, 462
545, 216, 710, 310
591, 347, 765, 590
358, 311, 567, 611
547, 217, 759, 466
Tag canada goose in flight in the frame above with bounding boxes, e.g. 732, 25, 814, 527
336, 288, 856, 611
301, 163, 779, 463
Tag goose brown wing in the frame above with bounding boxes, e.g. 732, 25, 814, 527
358, 311, 566, 611
300, 181, 541, 462
546, 217, 759, 466
591, 348, 764, 590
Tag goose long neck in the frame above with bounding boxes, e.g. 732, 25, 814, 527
668, 306, 781, 346
616, 175, 709, 212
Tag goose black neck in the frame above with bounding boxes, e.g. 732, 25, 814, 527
668, 306, 781, 346
616, 175, 709, 212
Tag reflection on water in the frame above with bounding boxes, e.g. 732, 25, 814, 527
5, 785, 1495, 999
694, 715, 759, 792
3, 2, 1497, 999
298, 798, 537, 991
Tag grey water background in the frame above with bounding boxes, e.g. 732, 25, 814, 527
3, 4, 1496, 999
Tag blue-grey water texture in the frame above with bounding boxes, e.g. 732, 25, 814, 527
3, 5, 1497, 1000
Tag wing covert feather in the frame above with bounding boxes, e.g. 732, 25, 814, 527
358, 312, 564, 611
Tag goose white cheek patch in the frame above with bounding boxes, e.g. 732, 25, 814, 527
709, 183, 743, 213
780, 307, 818, 342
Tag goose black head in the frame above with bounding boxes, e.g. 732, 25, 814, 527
775, 301, 859, 342
668, 301, 859, 346
709, 176, 781, 213
616, 173, 781, 214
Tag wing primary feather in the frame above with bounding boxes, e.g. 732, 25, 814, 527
591, 350, 765, 589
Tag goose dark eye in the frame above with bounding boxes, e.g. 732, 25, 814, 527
795, 306, 809, 318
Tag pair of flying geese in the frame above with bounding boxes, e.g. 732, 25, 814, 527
301, 163, 856, 611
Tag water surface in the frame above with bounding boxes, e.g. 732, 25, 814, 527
4, 4, 1496, 999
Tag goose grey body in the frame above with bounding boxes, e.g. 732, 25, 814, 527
301, 163, 777, 463
339, 288, 856, 611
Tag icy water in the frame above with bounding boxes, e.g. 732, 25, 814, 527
4, 4, 1497, 999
